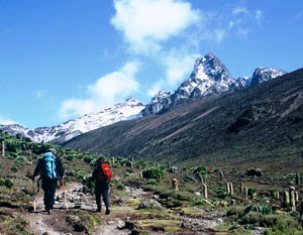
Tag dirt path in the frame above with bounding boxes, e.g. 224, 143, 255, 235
23, 182, 84, 235
22, 182, 132, 235
21, 183, 224, 235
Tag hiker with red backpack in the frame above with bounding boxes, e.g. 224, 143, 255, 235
92, 157, 112, 215
31, 148, 64, 214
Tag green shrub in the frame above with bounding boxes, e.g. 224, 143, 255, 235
237, 208, 302, 234
194, 166, 207, 177
216, 187, 228, 199
117, 184, 125, 190
248, 188, 257, 199
10, 166, 18, 173
68, 170, 89, 182
142, 167, 165, 181
0, 178, 14, 189
246, 168, 262, 177
82, 155, 95, 164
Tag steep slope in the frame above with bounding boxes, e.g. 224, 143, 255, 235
63, 68, 303, 164
0, 98, 145, 143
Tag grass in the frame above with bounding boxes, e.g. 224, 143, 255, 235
1, 131, 303, 234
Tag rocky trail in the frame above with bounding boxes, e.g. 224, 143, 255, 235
16, 182, 225, 235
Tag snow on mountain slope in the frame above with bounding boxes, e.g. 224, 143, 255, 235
250, 67, 286, 86
0, 98, 145, 143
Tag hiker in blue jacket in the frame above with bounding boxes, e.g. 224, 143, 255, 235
32, 148, 64, 214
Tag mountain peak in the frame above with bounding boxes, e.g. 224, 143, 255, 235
125, 96, 139, 104
250, 67, 286, 86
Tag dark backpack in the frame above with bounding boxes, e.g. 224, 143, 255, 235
97, 163, 112, 182
43, 152, 57, 179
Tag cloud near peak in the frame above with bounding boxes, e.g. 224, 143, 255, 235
111, 0, 201, 54
57, 61, 140, 120
0, 116, 17, 125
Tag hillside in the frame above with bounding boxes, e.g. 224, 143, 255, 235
3, 121, 303, 234
63, 68, 303, 167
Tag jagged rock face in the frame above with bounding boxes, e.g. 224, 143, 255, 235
143, 54, 287, 115
144, 53, 235, 114
234, 76, 251, 88
250, 67, 286, 86
0, 98, 145, 143
143, 91, 172, 115
175, 53, 234, 101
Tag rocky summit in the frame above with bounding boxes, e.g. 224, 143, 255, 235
144, 53, 286, 115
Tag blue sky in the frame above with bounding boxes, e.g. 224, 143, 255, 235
0, 0, 302, 128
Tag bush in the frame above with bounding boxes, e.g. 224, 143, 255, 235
68, 170, 89, 182
142, 167, 165, 181
250, 205, 272, 215
248, 188, 257, 199
82, 155, 95, 164
194, 166, 207, 177
10, 166, 18, 173
117, 184, 125, 190
0, 178, 14, 189
246, 168, 262, 177
216, 187, 228, 199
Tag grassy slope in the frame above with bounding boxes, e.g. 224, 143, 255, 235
1, 132, 303, 234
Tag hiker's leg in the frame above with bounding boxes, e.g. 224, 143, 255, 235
95, 185, 102, 211
101, 184, 111, 209
42, 179, 57, 211
48, 179, 57, 210
42, 180, 51, 211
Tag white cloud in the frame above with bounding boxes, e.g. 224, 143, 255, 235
146, 50, 196, 97
214, 29, 226, 43
108, 1, 265, 102
255, 10, 263, 22
0, 116, 17, 125
255, 10, 262, 20
111, 0, 201, 54
58, 61, 140, 120
233, 7, 249, 15
147, 81, 164, 97
163, 51, 197, 86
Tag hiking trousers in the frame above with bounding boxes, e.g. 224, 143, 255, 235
42, 178, 57, 211
95, 182, 110, 211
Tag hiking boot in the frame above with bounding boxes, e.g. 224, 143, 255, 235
96, 208, 101, 213
105, 208, 110, 215
47, 210, 52, 215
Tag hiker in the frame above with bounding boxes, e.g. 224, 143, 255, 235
32, 148, 64, 214
92, 157, 112, 215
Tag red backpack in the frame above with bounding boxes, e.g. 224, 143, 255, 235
98, 163, 112, 182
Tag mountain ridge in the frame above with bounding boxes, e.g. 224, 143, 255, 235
143, 53, 286, 115
0, 97, 145, 144
63, 68, 303, 164
0, 52, 287, 143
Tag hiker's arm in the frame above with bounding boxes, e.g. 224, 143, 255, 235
56, 158, 65, 179
92, 167, 98, 181
33, 159, 42, 178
